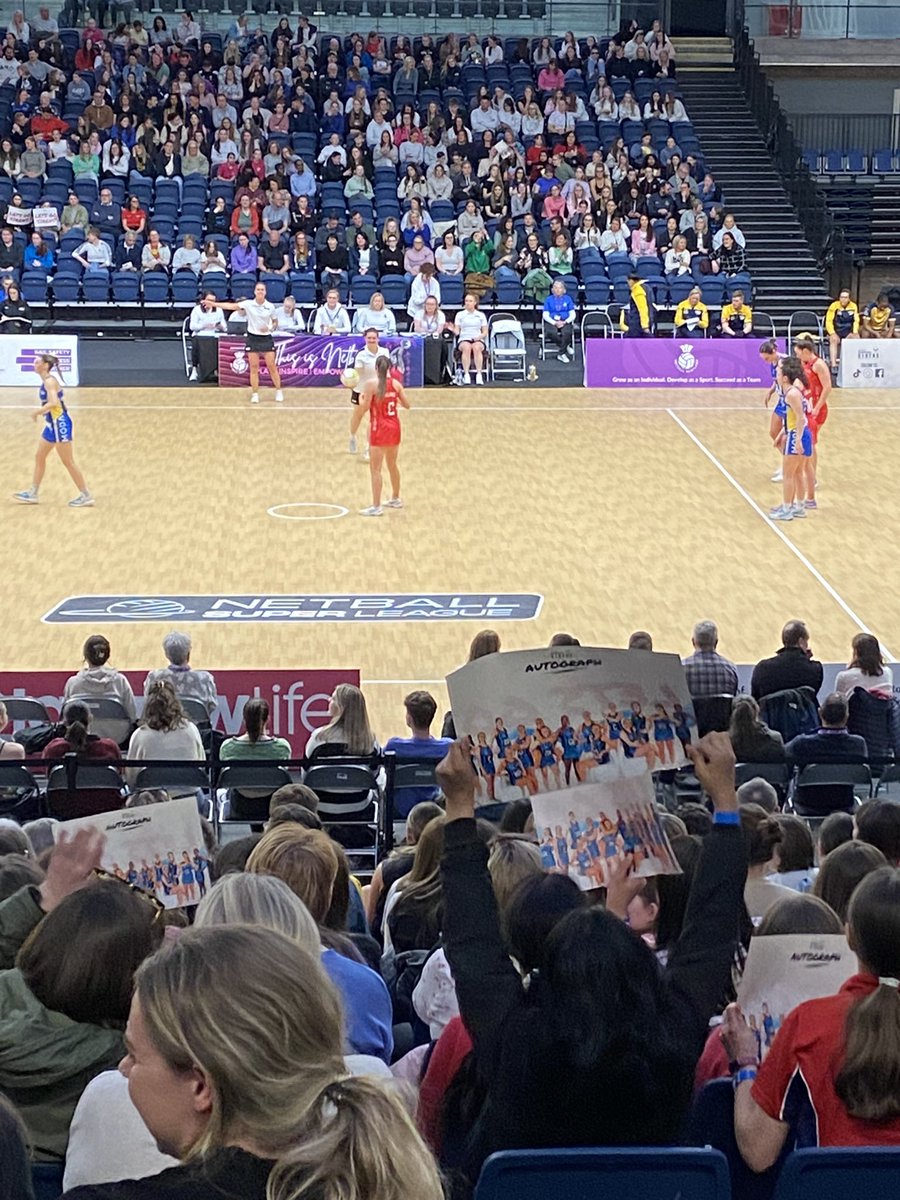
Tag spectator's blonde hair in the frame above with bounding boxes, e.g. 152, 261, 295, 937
246, 825, 338, 923
194, 872, 319, 953
135, 926, 444, 1200
316, 684, 375, 755
488, 835, 543, 913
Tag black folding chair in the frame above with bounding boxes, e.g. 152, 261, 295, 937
789, 762, 872, 817
217, 762, 294, 825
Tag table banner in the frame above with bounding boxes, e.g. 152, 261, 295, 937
837, 339, 900, 388
0, 335, 79, 386
584, 336, 771, 388
217, 333, 424, 387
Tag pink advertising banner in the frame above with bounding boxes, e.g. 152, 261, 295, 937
584, 337, 771, 388
217, 333, 424, 388
0, 669, 359, 754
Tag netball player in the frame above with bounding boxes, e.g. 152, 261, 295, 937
356, 353, 409, 516
347, 327, 382, 460
536, 724, 562, 789
770, 355, 812, 522
652, 704, 677, 765
759, 340, 786, 483
14, 353, 93, 506
213, 281, 284, 404
475, 731, 496, 800
793, 335, 831, 509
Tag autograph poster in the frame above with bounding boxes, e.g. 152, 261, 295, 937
447, 646, 694, 888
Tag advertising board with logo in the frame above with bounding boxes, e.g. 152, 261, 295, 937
837, 339, 900, 388
0, 336, 80, 386
42, 594, 543, 624
584, 337, 770, 388
217, 334, 424, 388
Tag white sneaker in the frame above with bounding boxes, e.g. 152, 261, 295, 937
250, 392, 260, 404
558, 353, 570, 364
769, 504, 793, 521
274, 389, 284, 403
348, 435, 357, 454
68, 492, 94, 508
791, 503, 807, 519
475, 370, 484, 384
363, 447, 370, 463
386, 497, 403, 508
188, 367, 198, 381
359, 505, 383, 516
13, 488, 38, 504
771, 468, 783, 483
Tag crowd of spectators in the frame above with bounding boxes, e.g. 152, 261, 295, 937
0, 12, 759, 353
0, 619, 899, 1196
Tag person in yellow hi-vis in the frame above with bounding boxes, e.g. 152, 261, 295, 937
824, 288, 859, 372
674, 286, 710, 335
620, 274, 652, 336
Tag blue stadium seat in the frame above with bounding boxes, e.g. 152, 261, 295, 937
230, 274, 257, 300
438, 275, 464, 307
583, 279, 611, 304
51, 274, 81, 302
668, 277, 695, 303
288, 273, 317, 304
112, 270, 140, 302
379, 275, 409, 306
475, 1148, 730, 1200
604, 252, 632, 280
823, 149, 844, 174
20, 274, 50, 303
172, 272, 199, 303
260, 273, 288, 303
495, 279, 522, 304
725, 273, 752, 298
636, 256, 662, 278
142, 273, 170, 303
700, 279, 725, 305
801, 149, 820, 173
846, 149, 866, 174
773, 1150, 900, 1200
350, 274, 376, 305
82, 269, 110, 302
872, 149, 897, 174
154, 179, 181, 206
688, 1079, 792, 1200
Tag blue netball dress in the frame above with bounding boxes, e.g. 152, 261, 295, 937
41, 383, 73, 443
504, 757, 525, 787
494, 725, 511, 757
479, 743, 496, 776
540, 841, 557, 870
558, 726, 580, 760
517, 737, 535, 769
539, 739, 557, 768
653, 714, 675, 741
606, 714, 623, 741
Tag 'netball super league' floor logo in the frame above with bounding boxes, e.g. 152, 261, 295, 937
675, 344, 698, 373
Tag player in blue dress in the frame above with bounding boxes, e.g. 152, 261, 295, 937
574, 838, 592, 881
673, 703, 693, 753
554, 824, 570, 869
760, 339, 786, 483
180, 851, 198, 903
475, 731, 497, 800
515, 725, 539, 794
494, 718, 511, 759
589, 722, 611, 767
652, 704, 677, 765
536, 725, 562, 789
539, 829, 558, 870
568, 810, 583, 846
192, 848, 210, 898
14, 353, 93, 507
630, 702, 649, 743
501, 747, 530, 797
556, 715, 582, 785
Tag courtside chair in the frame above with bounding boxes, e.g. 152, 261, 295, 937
787, 311, 824, 353
789, 763, 872, 818
0, 764, 44, 822
217, 763, 294, 825
46, 762, 126, 821
773, 1149, 900, 1200
474, 1148, 731, 1200
0, 697, 53, 726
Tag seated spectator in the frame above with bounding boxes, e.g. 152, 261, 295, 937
542, 278, 576, 363
257, 230, 289, 275
729, 696, 785, 764
825, 288, 860, 370
682, 619, 738, 697
121, 196, 147, 236
141, 229, 171, 273
383, 691, 452, 817
72, 227, 112, 273
813, 838, 886, 920
0, 701, 25, 761
181, 138, 209, 177
599, 216, 628, 255
664, 234, 691, 276
230, 195, 260, 237
0, 282, 30, 333
741, 803, 795, 920
312, 289, 351, 335
230, 233, 257, 275
42, 699, 122, 766
126, 680, 205, 787
318, 233, 350, 288
835, 632, 894, 697
115, 231, 142, 272
712, 211, 745, 250
435, 230, 464, 276
63, 634, 137, 721
304, 683, 378, 759
144, 630, 217, 716
674, 287, 709, 334
719, 290, 752, 337
818, 810, 855, 857
724, 868, 900, 1169
408, 262, 440, 323
453, 293, 488, 384
290, 231, 314, 274
751, 620, 824, 700
784, 692, 868, 769
736, 776, 779, 813
354, 292, 396, 335
404, 234, 435, 279
246, 825, 393, 1061
463, 229, 493, 299
861, 292, 895, 339
768, 814, 817, 891
24, 231, 53, 273
712, 231, 745, 277
0, 830, 164, 1163
548, 232, 573, 275
172, 234, 201, 275
434, 733, 745, 1185
220, 697, 290, 763
855, 799, 900, 865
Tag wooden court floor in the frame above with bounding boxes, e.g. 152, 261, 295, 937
1, 380, 898, 735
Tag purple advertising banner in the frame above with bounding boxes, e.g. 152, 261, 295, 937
584, 337, 771, 388
217, 334, 424, 388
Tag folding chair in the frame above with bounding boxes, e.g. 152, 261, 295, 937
489, 312, 526, 380
304, 755, 383, 863
0, 763, 45, 821
0, 697, 53, 726
46, 762, 126, 821
789, 763, 871, 817
64, 696, 133, 747
787, 311, 825, 355
217, 762, 294, 824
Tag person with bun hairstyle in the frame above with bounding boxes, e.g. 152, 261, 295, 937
356, 354, 410, 517
67, 925, 444, 1200
724, 868, 900, 1168
63, 636, 137, 723
741, 804, 794, 921
219, 698, 290, 763
14, 353, 93, 508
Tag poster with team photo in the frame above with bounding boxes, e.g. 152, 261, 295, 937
736, 934, 857, 1058
60, 796, 210, 909
447, 646, 695, 889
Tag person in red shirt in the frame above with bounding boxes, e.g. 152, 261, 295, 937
30, 100, 68, 141
722, 866, 900, 1171
793, 335, 831, 510
357, 353, 409, 516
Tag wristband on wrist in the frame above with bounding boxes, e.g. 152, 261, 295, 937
728, 1055, 759, 1072
733, 1067, 758, 1089
713, 810, 740, 826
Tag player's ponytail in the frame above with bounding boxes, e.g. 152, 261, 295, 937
39, 353, 65, 385
374, 353, 390, 400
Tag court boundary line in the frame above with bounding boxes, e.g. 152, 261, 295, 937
666, 408, 897, 663
1, 402, 900, 414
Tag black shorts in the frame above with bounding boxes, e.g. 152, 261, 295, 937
246, 333, 274, 353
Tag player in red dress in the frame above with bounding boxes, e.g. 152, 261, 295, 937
357, 354, 410, 516
793, 335, 831, 510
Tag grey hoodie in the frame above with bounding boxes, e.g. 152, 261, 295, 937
63, 667, 137, 722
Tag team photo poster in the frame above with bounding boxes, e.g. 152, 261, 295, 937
447, 646, 696, 889
60, 796, 210, 909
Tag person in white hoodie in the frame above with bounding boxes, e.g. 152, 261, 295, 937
63, 635, 137, 722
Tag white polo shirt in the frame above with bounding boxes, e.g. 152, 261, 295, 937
353, 346, 381, 387
455, 308, 486, 342
237, 299, 276, 335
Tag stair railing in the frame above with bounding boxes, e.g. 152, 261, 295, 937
733, 28, 851, 294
